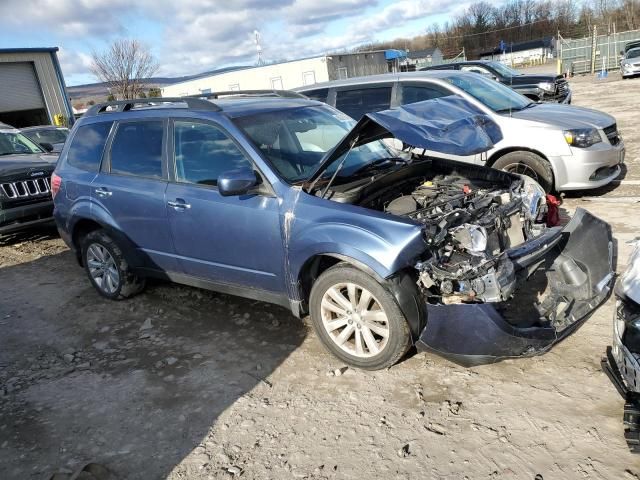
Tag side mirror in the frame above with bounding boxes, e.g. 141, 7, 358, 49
218, 168, 258, 196
39, 142, 54, 152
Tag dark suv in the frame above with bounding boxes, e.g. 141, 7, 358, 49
53, 95, 613, 370
0, 122, 56, 234
421, 60, 571, 103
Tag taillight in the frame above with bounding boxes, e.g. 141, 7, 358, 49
51, 172, 62, 198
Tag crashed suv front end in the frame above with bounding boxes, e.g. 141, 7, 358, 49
353, 157, 614, 366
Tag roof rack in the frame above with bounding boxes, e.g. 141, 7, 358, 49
84, 97, 221, 117
189, 89, 307, 100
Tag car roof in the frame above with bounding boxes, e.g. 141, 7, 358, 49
294, 70, 466, 91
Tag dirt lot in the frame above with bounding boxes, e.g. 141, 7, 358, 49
2, 76, 640, 480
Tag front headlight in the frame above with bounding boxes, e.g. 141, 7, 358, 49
519, 175, 546, 221
537, 81, 556, 93
563, 128, 602, 148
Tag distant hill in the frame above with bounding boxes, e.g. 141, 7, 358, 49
67, 66, 250, 100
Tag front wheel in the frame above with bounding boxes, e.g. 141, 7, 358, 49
309, 264, 411, 370
492, 151, 555, 192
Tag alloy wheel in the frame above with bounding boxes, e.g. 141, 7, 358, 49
86, 243, 120, 295
320, 282, 390, 358
502, 162, 540, 183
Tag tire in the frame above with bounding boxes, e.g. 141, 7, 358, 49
309, 263, 411, 370
80, 229, 145, 300
492, 151, 555, 192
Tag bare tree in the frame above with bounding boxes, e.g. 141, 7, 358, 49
90, 39, 159, 100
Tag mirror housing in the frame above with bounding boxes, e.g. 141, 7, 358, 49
39, 142, 54, 152
218, 168, 258, 196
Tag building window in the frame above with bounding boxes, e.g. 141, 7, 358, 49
337, 67, 348, 79
229, 84, 240, 91
270, 77, 283, 90
302, 71, 316, 86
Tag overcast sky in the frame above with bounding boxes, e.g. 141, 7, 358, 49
0, 0, 471, 86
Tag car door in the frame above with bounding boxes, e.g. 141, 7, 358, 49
165, 118, 284, 293
93, 118, 178, 272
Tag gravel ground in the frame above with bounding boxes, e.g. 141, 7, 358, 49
1, 77, 640, 480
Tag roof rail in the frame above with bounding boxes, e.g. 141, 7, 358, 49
84, 97, 221, 117
189, 89, 307, 100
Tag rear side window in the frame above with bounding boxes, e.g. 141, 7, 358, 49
401, 85, 449, 105
335, 87, 392, 120
174, 121, 252, 187
302, 88, 329, 103
67, 122, 112, 172
109, 121, 164, 179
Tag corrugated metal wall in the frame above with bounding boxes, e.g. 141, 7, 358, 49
0, 51, 69, 123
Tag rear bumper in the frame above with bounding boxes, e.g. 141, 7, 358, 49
416, 208, 614, 366
0, 200, 54, 234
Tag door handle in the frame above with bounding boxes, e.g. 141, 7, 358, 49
95, 187, 112, 198
167, 199, 191, 210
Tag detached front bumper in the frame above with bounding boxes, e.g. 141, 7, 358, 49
416, 208, 614, 367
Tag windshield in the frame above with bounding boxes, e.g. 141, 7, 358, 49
489, 62, 522, 77
445, 73, 532, 113
234, 105, 395, 183
23, 128, 68, 145
627, 49, 640, 59
0, 130, 44, 156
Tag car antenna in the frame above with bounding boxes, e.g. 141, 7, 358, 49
320, 136, 359, 199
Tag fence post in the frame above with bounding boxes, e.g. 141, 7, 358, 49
591, 25, 598, 74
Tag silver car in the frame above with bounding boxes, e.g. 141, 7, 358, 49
296, 71, 624, 192
621, 47, 640, 79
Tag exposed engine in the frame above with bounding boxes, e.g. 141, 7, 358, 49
364, 174, 546, 305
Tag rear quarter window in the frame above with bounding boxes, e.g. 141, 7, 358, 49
335, 87, 392, 120
66, 122, 113, 172
302, 88, 329, 103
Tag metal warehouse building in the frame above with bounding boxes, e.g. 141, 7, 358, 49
162, 51, 391, 97
0, 47, 73, 128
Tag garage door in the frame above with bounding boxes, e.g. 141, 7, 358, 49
0, 62, 46, 113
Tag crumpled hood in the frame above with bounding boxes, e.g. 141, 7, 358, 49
510, 103, 616, 130
0, 154, 56, 177
618, 240, 640, 305
308, 96, 503, 187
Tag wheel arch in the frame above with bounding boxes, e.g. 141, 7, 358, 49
296, 253, 426, 341
487, 146, 550, 168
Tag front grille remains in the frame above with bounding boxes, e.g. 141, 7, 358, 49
0, 177, 51, 199
604, 123, 620, 146
556, 80, 569, 96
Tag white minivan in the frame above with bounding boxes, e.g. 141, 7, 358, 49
295, 71, 625, 192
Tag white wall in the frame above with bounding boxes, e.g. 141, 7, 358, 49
163, 56, 329, 97
481, 47, 552, 65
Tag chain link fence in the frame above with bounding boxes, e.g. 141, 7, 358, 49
559, 28, 640, 75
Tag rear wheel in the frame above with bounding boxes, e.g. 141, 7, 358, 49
492, 151, 554, 192
309, 264, 411, 370
81, 230, 145, 300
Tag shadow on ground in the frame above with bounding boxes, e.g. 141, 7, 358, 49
0, 246, 305, 479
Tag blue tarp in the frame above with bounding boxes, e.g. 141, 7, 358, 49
365, 95, 502, 156
384, 49, 407, 60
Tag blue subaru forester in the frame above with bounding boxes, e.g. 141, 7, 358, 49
53, 93, 614, 370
